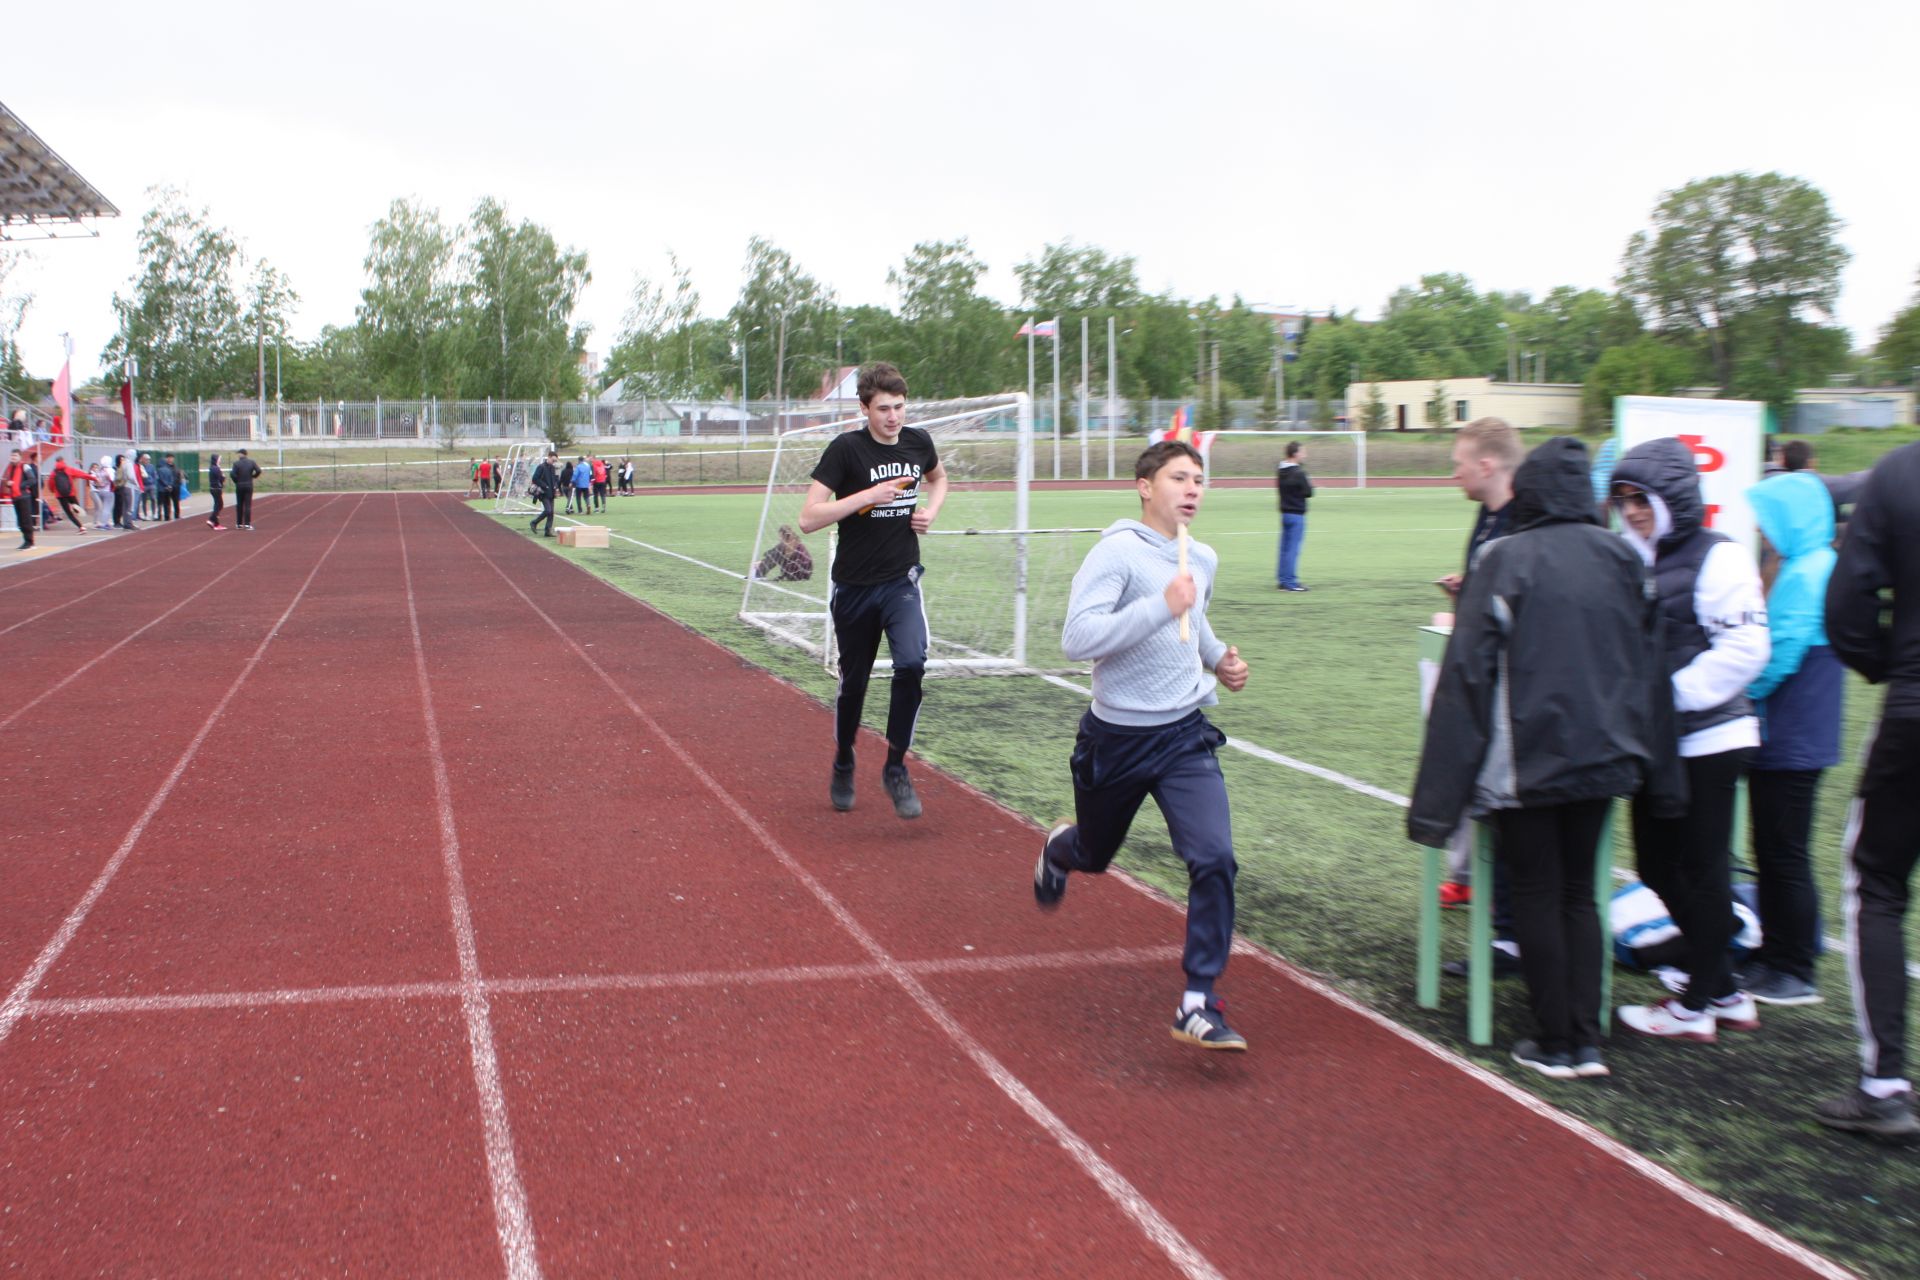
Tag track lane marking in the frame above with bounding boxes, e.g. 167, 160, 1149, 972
0, 496, 341, 733
395, 495, 542, 1280
439, 495, 1225, 1280
0, 494, 368, 1050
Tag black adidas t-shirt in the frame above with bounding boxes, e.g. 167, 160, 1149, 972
811, 426, 940, 586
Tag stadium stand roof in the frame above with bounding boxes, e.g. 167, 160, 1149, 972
0, 99, 118, 240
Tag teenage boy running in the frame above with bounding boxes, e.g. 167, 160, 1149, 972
799, 362, 948, 819
1034, 440, 1253, 1049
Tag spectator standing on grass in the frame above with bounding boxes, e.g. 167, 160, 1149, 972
89, 458, 114, 530
1275, 441, 1312, 591
477, 456, 493, 499
620, 457, 634, 495
206, 454, 227, 530
468, 456, 481, 497
1433, 417, 1524, 923
591, 456, 609, 511
1610, 437, 1771, 1044
1411, 438, 1676, 1080
1738, 470, 1843, 1009
3, 449, 36, 549
1034, 439, 1254, 1050
528, 450, 558, 537
1815, 440, 1920, 1143
798, 361, 948, 821
229, 449, 262, 530
571, 457, 592, 515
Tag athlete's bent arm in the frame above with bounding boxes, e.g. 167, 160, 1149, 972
910, 463, 949, 534
799, 478, 909, 535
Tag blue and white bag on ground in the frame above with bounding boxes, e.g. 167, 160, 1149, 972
1610, 880, 1761, 969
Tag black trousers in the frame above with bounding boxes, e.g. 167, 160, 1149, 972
209, 489, 225, 524
235, 486, 254, 526
1748, 767, 1823, 982
1633, 747, 1752, 1012
1495, 798, 1611, 1054
11, 495, 32, 545
529, 492, 554, 535
56, 495, 84, 529
1846, 717, 1920, 1082
111, 488, 126, 527
829, 572, 928, 758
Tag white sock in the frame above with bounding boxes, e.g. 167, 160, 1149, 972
1861, 1076, 1913, 1100
1181, 991, 1208, 1014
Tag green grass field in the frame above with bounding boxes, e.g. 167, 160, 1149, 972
485, 483, 1918, 1278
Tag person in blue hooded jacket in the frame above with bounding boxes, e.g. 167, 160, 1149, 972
1740, 471, 1844, 1007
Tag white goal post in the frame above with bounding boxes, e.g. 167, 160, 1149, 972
740, 392, 1091, 674
492, 440, 548, 515
1199, 429, 1368, 488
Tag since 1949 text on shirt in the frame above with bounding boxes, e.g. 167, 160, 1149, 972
810, 426, 940, 586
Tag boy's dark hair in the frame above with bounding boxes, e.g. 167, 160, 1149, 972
857, 362, 908, 405
1285, 440, 1302, 459
1782, 440, 1814, 471
1135, 440, 1204, 482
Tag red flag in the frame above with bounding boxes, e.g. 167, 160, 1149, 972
119, 379, 135, 440
51, 360, 71, 443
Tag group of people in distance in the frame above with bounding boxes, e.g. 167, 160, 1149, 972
1411, 416, 1920, 1144
4, 413, 261, 543
475, 453, 636, 511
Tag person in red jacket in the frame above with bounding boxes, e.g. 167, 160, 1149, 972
49, 459, 90, 533
590, 456, 609, 512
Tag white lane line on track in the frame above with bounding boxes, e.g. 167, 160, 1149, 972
395, 496, 542, 1280
24, 946, 1190, 1017
0, 493, 368, 1050
0, 533, 216, 637
0, 527, 154, 590
1216, 931, 1855, 1280
0, 496, 337, 734
442, 497, 1226, 1280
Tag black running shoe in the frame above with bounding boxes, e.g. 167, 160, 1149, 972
1511, 1039, 1575, 1080
883, 763, 921, 819
1171, 999, 1247, 1051
1570, 1045, 1610, 1079
830, 760, 855, 812
1815, 1088, 1920, 1144
1034, 822, 1072, 910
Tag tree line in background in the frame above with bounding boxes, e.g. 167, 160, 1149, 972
5, 171, 1918, 424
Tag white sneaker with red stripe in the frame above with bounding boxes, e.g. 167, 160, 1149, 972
1618, 998, 1717, 1042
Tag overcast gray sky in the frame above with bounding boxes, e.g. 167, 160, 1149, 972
6, 0, 1916, 384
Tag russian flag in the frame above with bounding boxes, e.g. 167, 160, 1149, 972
1017, 319, 1058, 339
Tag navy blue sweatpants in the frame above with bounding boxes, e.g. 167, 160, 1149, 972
829, 571, 929, 758
1049, 709, 1237, 993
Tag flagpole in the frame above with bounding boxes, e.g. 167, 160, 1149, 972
1079, 316, 1089, 480
1107, 315, 1117, 481
1026, 320, 1035, 483
1051, 315, 1061, 481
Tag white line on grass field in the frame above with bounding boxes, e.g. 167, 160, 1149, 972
395, 497, 541, 1280
529, 502, 1914, 981
446, 500, 1226, 1280
0, 496, 338, 734
0, 494, 368, 1051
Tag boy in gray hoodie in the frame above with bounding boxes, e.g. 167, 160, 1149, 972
1033, 440, 1253, 1049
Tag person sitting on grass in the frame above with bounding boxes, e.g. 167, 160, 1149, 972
752, 526, 813, 581
1411, 437, 1678, 1081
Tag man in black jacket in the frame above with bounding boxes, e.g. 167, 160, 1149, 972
528, 451, 558, 537
229, 450, 262, 529
1816, 441, 1920, 1143
1410, 437, 1676, 1080
1275, 441, 1313, 591
154, 454, 180, 521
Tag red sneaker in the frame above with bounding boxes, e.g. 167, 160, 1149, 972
1439, 882, 1472, 909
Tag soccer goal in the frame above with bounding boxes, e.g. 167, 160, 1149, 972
1197, 430, 1368, 488
492, 441, 547, 515
740, 392, 1092, 674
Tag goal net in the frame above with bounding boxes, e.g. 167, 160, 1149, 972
740, 393, 1090, 674
492, 441, 547, 515
1195, 430, 1368, 488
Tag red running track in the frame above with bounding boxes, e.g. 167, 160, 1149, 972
0, 493, 1846, 1278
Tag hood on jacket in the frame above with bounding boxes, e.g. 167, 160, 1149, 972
1507, 437, 1599, 531
1610, 437, 1705, 548
1749, 471, 1834, 561
1102, 517, 1175, 550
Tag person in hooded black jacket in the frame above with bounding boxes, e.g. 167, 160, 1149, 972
1815, 440, 1920, 1142
1411, 437, 1677, 1079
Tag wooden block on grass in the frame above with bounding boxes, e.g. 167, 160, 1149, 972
559, 525, 610, 548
